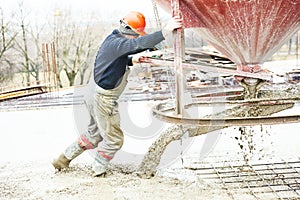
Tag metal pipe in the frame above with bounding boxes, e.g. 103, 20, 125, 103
172, 0, 185, 115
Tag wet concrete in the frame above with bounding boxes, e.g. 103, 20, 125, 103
137, 84, 300, 178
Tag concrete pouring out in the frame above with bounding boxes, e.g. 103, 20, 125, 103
137, 83, 300, 178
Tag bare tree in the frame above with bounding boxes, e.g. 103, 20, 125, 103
52, 10, 105, 87
27, 28, 44, 85
76, 25, 95, 85
12, 2, 46, 87
1, 5, 108, 89
13, 3, 33, 86
18, 5, 30, 86
0, 8, 18, 85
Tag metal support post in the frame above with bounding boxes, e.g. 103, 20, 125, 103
172, 0, 185, 115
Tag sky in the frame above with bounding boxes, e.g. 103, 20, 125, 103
0, 0, 170, 25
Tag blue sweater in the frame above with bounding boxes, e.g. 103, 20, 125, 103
94, 29, 165, 89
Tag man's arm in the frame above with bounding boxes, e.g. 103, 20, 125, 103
115, 16, 183, 57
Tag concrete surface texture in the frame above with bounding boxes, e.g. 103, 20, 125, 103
0, 100, 299, 199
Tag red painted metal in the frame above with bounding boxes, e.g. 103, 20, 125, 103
156, 0, 300, 70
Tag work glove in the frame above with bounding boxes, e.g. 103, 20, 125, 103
132, 53, 151, 65
162, 16, 183, 38
132, 50, 164, 65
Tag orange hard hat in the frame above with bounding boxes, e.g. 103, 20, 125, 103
121, 11, 146, 36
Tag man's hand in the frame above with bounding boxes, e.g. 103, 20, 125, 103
132, 51, 164, 65
132, 54, 151, 65
162, 16, 183, 38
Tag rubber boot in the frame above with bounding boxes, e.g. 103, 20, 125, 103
92, 160, 107, 177
92, 155, 109, 177
52, 142, 84, 171
52, 153, 71, 170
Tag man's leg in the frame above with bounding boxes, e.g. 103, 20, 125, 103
51, 141, 83, 171
93, 117, 124, 176
92, 95, 124, 176
52, 115, 102, 170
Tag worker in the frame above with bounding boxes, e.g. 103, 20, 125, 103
52, 11, 183, 177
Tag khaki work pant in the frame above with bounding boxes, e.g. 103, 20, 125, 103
65, 69, 130, 166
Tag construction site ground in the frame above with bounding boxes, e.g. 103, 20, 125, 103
1, 97, 300, 199
1, 58, 300, 199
